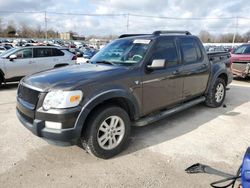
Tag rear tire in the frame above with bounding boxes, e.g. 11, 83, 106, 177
80, 105, 131, 159
205, 78, 226, 108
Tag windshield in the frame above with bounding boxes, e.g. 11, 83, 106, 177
234, 45, 250, 54
91, 38, 151, 66
0, 48, 17, 58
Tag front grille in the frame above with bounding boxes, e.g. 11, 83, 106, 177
17, 84, 40, 106
232, 61, 250, 72
17, 109, 33, 124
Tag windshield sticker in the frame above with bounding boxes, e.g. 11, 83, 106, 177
133, 39, 151, 44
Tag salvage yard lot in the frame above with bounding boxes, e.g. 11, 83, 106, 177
0, 79, 250, 188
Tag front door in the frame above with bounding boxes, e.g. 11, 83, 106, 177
142, 37, 183, 115
5, 48, 35, 79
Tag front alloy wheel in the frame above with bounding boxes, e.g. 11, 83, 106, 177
81, 105, 131, 159
97, 116, 125, 150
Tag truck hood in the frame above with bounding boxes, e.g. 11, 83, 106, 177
231, 53, 250, 61
22, 63, 127, 91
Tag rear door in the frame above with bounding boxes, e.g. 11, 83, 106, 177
51, 48, 68, 64
179, 37, 210, 100
142, 37, 183, 115
5, 48, 35, 79
33, 48, 56, 72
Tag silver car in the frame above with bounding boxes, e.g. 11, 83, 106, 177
0, 46, 77, 86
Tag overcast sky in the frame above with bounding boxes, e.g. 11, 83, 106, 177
0, 0, 250, 36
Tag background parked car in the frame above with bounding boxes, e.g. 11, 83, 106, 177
0, 46, 77, 86
204, 45, 227, 52
2, 43, 13, 50
0, 46, 7, 54
231, 44, 250, 78
82, 48, 98, 59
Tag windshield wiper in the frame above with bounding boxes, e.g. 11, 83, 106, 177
94, 61, 116, 65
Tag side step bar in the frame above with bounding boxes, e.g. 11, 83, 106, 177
133, 96, 206, 127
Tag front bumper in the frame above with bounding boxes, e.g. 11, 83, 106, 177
16, 97, 82, 145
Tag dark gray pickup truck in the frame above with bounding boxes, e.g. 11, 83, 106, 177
16, 31, 233, 158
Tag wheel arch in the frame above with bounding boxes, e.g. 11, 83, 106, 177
205, 69, 228, 95
217, 73, 228, 85
74, 89, 140, 138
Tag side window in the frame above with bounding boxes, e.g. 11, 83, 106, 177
34, 48, 52, 58
15, 49, 32, 59
151, 38, 178, 67
52, 48, 64, 56
180, 38, 202, 64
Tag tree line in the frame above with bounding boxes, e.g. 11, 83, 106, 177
1, 18, 250, 43
0, 19, 59, 38
199, 30, 250, 43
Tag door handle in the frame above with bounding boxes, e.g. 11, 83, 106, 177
28, 61, 35, 64
201, 64, 207, 68
172, 70, 180, 75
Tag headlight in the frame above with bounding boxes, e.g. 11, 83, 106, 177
43, 90, 83, 110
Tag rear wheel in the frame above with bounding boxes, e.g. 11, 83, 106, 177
80, 105, 131, 159
205, 78, 226, 107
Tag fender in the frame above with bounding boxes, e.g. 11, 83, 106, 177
73, 89, 141, 138
205, 63, 228, 95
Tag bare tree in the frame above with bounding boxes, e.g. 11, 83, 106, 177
199, 30, 214, 43
243, 31, 250, 42
4, 20, 16, 37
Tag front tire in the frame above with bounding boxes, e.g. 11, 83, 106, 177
81, 105, 131, 159
205, 78, 226, 108
0, 76, 3, 88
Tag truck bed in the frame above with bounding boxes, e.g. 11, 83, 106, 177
207, 51, 231, 63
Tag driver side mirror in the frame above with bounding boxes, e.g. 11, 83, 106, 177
9, 54, 17, 61
146, 59, 165, 70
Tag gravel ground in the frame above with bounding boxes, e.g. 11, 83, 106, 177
0, 79, 249, 188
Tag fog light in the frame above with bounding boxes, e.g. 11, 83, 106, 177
45, 121, 62, 129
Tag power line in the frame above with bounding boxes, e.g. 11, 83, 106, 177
0, 10, 126, 17
0, 10, 44, 14
129, 14, 236, 20
1, 10, 250, 20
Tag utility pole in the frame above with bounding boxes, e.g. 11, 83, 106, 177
232, 16, 238, 44
126, 13, 130, 32
44, 11, 48, 43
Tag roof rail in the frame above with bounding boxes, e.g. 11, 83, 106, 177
119, 34, 150, 38
153, 30, 191, 35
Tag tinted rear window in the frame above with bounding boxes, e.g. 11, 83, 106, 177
34, 48, 52, 58
52, 48, 64, 56
180, 38, 202, 64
